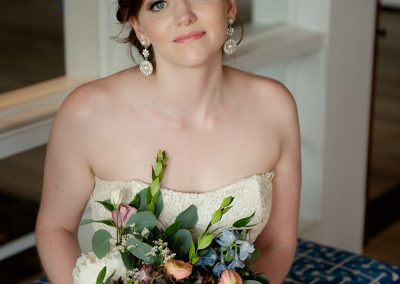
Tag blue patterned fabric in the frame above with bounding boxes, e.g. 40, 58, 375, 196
33, 239, 400, 283
285, 239, 400, 283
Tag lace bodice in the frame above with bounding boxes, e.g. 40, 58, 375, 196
90, 172, 274, 243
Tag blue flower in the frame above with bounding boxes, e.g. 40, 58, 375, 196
213, 262, 227, 277
227, 259, 245, 270
238, 240, 255, 261
199, 247, 218, 268
216, 230, 236, 247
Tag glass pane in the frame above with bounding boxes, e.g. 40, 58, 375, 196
0, 145, 46, 282
0, 0, 64, 93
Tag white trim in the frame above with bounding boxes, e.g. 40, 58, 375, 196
0, 232, 36, 261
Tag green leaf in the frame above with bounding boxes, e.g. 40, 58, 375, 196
155, 162, 163, 176
152, 166, 156, 180
165, 221, 181, 238
221, 206, 233, 215
154, 191, 163, 218
130, 193, 141, 209
169, 229, 193, 259
255, 274, 270, 284
104, 270, 115, 284
150, 177, 160, 196
138, 188, 150, 211
92, 230, 112, 259
221, 196, 234, 208
243, 281, 262, 284
126, 238, 153, 263
146, 188, 152, 206
189, 241, 196, 259
233, 212, 256, 228
211, 209, 222, 225
175, 205, 198, 230
197, 234, 214, 250
80, 219, 114, 227
191, 255, 200, 265
96, 266, 107, 284
96, 200, 114, 212
126, 211, 157, 232
120, 251, 134, 270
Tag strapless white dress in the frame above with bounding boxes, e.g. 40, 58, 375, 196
90, 172, 274, 243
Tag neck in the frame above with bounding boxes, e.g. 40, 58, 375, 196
148, 55, 227, 127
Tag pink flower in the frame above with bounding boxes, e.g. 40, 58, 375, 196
137, 265, 152, 282
112, 205, 137, 227
220, 270, 243, 284
164, 260, 193, 280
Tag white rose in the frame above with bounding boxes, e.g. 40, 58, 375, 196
110, 189, 123, 208
73, 249, 127, 284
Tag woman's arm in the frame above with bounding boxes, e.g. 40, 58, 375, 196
254, 83, 301, 283
36, 88, 96, 283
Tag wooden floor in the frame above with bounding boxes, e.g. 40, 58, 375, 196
0, 4, 399, 283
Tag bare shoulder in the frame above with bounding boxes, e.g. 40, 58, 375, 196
56, 67, 142, 127
225, 66, 298, 122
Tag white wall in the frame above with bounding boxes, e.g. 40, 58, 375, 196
297, 0, 376, 253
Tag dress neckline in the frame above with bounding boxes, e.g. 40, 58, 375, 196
94, 171, 274, 196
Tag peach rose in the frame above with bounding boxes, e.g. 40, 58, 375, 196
164, 259, 193, 280
220, 270, 243, 284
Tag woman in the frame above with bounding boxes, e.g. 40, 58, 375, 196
36, 0, 301, 283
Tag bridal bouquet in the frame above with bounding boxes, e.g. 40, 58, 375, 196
74, 151, 269, 284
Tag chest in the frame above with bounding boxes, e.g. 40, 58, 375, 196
90, 101, 279, 192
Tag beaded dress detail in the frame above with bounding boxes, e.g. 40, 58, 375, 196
90, 172, 274, 243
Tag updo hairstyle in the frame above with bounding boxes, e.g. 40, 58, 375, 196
116, 0, 154, 63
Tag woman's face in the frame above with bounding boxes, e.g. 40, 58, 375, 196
131, 0, 237, 68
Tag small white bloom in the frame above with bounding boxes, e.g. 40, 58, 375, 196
72, 249, 127, 284
110, 189, 123, 208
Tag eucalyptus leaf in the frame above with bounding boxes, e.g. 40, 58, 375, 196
233, 212, 256, 228
255, 274, 270, 284
126, 238, 153, 264
96, 200, 114, 212
221, 196, 234, 208
138, 188, 150, 211
170, 229, 193, 258
165, 221, 181, 238
130, 193, 141, 209
126, 211, 157, 232
120, 251, 134, 270
197, 234, 214, 250
92, 230, 112, 259
243, 281, 262, 284
175, 205, 198, 230
96, 266, 107, 284
211, 209, 222, 225
154, 191, 163, 217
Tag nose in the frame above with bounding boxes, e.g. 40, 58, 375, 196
175, 1, 197, 26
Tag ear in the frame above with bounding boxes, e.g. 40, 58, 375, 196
226, 0, 237, 21
129, 17, 148, 43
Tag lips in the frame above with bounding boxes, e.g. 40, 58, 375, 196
174, 31, 206, 43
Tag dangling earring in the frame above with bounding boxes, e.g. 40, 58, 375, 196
224, 19, 237, 55
140, 41, 153, 76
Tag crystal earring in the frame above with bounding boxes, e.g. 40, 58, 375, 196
140, 42, 153, 76
224, 19, 237, 55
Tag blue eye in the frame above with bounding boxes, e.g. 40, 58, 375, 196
149, 0, 167, 11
